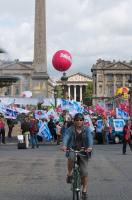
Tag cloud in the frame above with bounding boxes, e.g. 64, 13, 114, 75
0, 0, 132, 77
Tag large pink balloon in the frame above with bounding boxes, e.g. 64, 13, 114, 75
52, 50, 72, 72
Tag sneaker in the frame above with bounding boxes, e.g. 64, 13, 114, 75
122, 152, 126, 155
82, 192, 88, 200
66, 175, 72, 184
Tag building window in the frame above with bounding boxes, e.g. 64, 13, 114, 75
107, 74, 113, 82
107, 85, 114, 96
15, 87, 19, 95
99, 85, 102, 93
125, 74, 131, 82
116, 74, 122, 81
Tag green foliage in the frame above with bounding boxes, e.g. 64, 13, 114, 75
83, 82, 93, 106
56, 85, 63, 98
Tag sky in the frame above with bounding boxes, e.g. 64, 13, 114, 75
0, 0, 132, 78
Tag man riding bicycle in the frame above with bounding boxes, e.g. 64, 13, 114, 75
61, 113, 93, 200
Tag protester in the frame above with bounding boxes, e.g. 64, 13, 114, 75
7, 118, 15, 138
95, 119, 103, 144
0, 116, 5, 144
122, 120, 132, 155
61, 121, 68, 142
102, 118, 110, 144
29, 117, 39, 148
21, 116, 30, 148
48, 118, 57, 142
56, 121, 62, 145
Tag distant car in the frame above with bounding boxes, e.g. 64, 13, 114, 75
110, 118, 125, 144
95, 118, 125, 144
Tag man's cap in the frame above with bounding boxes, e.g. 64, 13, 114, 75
74, 113, 84, 120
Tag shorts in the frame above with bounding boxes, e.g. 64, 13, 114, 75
66, 152, 89, 177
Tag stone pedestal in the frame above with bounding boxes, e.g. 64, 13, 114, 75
32, 72, 49, 98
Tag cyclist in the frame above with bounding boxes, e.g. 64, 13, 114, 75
61, 113, 93, 200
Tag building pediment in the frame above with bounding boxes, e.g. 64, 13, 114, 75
0, 62, 33, 71
105, 62, 132, 70
68, 72, 92, 82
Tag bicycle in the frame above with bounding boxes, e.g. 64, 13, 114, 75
68, 148, 90, 200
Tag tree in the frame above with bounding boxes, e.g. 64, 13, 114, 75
0, 48, 6, 53
55, 85, 63, 98
83, 82, 93, 106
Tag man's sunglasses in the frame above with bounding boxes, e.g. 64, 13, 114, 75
75, 119, 84, 121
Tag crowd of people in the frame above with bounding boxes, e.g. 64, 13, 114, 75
0, 110, 132, 152
0, 110, 74, 147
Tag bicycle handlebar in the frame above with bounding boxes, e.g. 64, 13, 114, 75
67, 147, 85, 153
66, 147, 92, 158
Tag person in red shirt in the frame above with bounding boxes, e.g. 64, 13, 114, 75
122, 120, 132, 154
0, 116, 5, 144
29, 117, 39, 148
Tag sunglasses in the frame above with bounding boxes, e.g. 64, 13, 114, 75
75, 119, 84, 121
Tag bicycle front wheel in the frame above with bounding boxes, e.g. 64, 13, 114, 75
72, 169, 81, 200
73, 190, 81, 200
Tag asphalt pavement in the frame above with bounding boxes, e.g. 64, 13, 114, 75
0, 140, 132, 200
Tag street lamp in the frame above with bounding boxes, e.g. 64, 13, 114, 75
54, 87, 58, 107
128, 74, 132, 121
61, 72, 68, 99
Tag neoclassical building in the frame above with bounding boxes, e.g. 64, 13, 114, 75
91, 59, 132, 104
57, 72, 92, 102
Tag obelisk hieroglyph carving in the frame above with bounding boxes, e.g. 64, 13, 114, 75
32, 0, 49, 97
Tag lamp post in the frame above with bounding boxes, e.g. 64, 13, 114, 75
61, 72, 68, 99
128, 74, 132, 121
54, 86, 58, 107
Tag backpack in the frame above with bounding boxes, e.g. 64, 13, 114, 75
125, 132, 130, 141
124, 125, 130, 141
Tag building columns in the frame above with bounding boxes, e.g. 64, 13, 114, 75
74, 85, 76, 101
123, 74, 126, 87
113, 74, 116, 95
80, 85, 82, 102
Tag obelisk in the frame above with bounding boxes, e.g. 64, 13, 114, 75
32, 0, 49, 98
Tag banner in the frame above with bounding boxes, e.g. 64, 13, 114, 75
96, 120, 103, 133
4, 108, 18, 119
58, 99, 84, 113
84, 115, 95, 132
116, 108, 129, 120
35, 110, 48, 119
113, 119, 125, 132
37, 121, 52, 141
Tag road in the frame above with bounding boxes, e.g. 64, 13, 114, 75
0, 141, 132, 200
